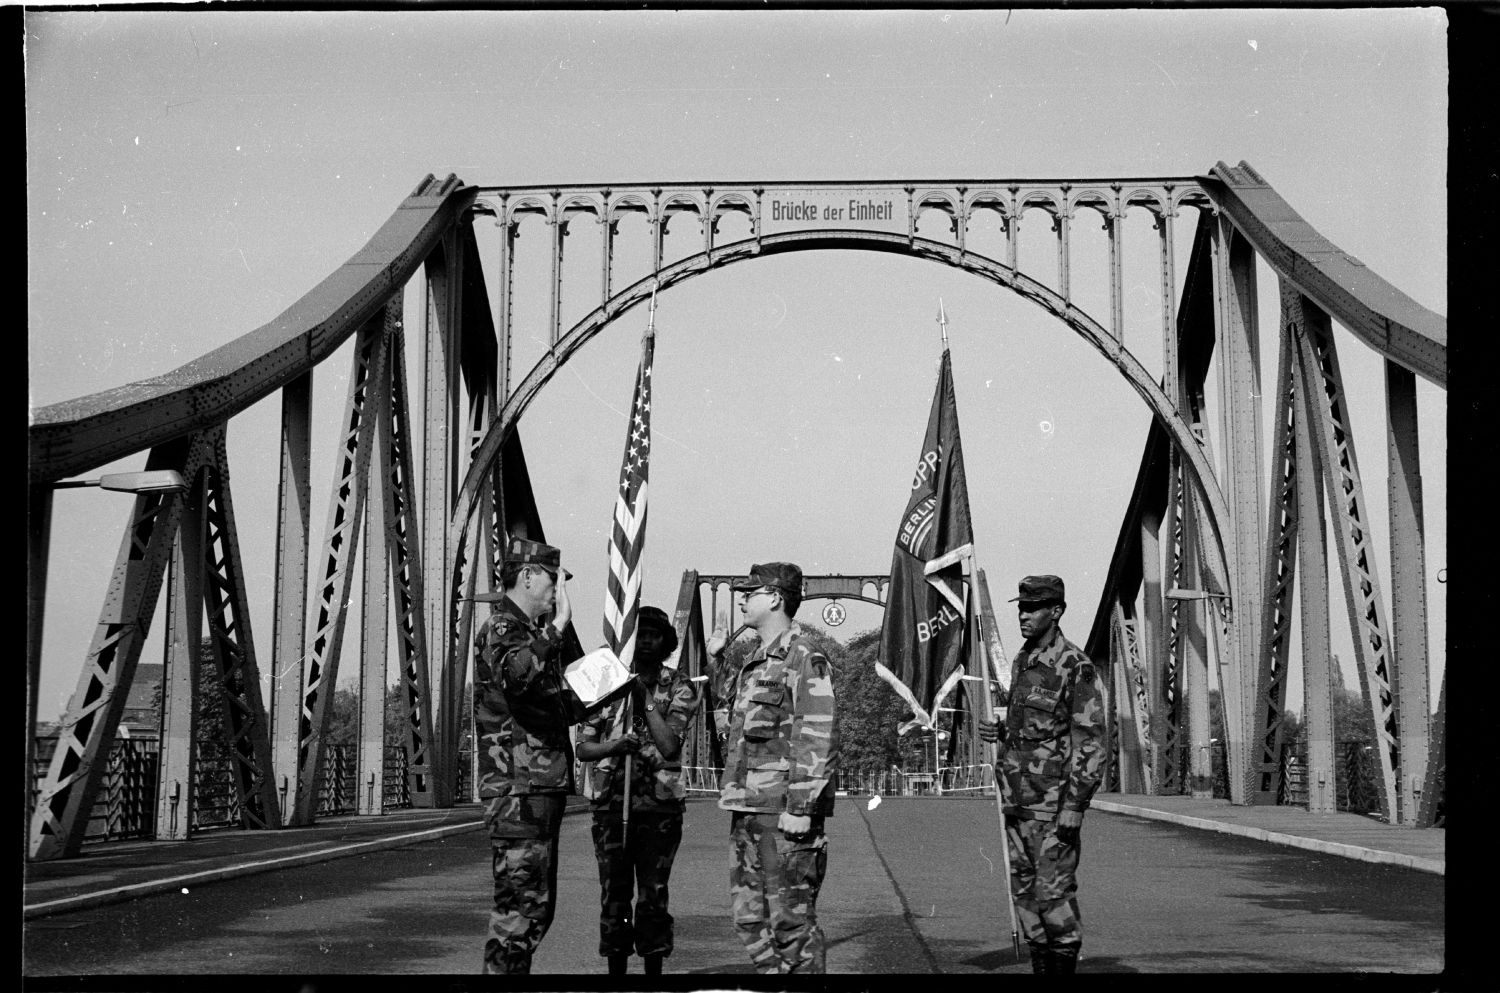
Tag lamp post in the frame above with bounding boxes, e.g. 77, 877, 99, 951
28, 469, 190, 838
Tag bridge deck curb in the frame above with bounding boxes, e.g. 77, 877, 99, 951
22, 818, 489, 921
1091, 798, 1444, 876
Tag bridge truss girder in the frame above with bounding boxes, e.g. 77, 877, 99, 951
28, 165, 1447, 861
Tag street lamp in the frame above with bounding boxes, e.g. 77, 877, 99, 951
51, 470, 189, 494
1164, 587, 1231, 602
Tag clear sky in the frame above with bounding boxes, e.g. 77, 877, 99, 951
27, 8, 1447, 728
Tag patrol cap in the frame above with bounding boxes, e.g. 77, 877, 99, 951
1009, 574, 1065, 606
469, 538, 572, 601
505, 536, 571, 579
731, 562, 803, 596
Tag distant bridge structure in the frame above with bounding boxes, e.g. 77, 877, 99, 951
27, 163, 1446, 860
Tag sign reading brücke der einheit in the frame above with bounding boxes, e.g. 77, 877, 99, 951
760, 190, 904, 230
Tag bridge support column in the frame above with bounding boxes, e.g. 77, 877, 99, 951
155, 499, 203, 841
359, 354, 392, 817
1385, 361, 1431, 825
1292, 297, 1400, 823
1293, 330, 1335, 814
26, 483, 52, 844
1211, 218, 1264, 805
423, 231, 462, 807
1181, 489, 1215, 799
1141, 507, 1168, 793
269, 372, 312, 820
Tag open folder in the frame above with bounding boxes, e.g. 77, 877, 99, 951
564, 645, 636, 710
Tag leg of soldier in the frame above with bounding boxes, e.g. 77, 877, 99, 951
591, 807, 636, 961
631, 809, 683, 961
1004, 816, 1051, 952
482, 793, 566, 974
768, 817, 829, 973
729, 812, 784, 974
1032, 819, 1083, 967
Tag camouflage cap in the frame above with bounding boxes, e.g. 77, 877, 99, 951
468, 537, 571, 601
1009, 574, 1065, 605
504, 536, 570, 578
731, 562, 804, 596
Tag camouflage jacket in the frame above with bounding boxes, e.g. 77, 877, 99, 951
717, 624, 840, 817
997, 625, 1105, 820
473, 595, 576, 799
577, 665, 700, 811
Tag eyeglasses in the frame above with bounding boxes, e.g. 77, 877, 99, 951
740, 587, 778, 600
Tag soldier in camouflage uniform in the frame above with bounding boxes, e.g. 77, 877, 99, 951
978, 575, 1105, 975
707, 562, 839, 974
471, 537, 583, 975
575, 605, 700, 976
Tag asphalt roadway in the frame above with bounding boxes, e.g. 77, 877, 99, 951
22, 795, 1444, 982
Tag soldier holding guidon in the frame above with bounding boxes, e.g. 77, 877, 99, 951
978, 574, 1106, 975
575, 605, 700, 976
707, 562, 840, 974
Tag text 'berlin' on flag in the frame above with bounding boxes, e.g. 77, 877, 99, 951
602, 324, 655, 671
877, 346, 975, 731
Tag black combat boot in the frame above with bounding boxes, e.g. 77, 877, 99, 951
608, 953, 629, 975
643, 953, 664, 975
1028, 945, 1053, 974
1052, 946, 1079, 974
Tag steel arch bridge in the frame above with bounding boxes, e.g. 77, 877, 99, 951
27, 163, 1446, 860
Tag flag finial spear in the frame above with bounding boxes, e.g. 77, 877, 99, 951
938, 298, 949, 347
646, 283, 658, 339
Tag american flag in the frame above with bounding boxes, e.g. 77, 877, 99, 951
603, 314, 656, 670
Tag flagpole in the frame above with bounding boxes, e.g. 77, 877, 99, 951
977, 580, 1023, 962
620, 284, 658, 838
940, 300, 1020, 961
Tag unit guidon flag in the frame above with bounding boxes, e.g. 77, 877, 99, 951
876, 346, 975, 731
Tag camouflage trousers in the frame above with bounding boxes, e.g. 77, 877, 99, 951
590, 807, 684, 958
483, 792, 566, 974
1004, 814, 1083, 951
729, 811, 828, 974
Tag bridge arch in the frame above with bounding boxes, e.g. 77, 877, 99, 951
450, 227, 1235, 598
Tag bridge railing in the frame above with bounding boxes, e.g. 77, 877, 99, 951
30, 738, 474, 845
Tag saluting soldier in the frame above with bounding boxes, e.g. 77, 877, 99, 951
706, 562, 840, 974
978, 574, 1106, 974
471, 537, 582, 975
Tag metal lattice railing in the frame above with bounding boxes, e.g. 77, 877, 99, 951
30, 737, 473, 845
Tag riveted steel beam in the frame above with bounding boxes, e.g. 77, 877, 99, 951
1291, 295, 1400, 823
1295, 331, 1336, 814
291, 317, 386, 825
269, 371, 312, 813
1248, 307, 1301, 804
359, 327, 392, 817
423, 227, 462, 807
154, 476, 203, 841
1211, 216, 1264, 805
29, 176, 474, 485
1385, 360, 1431, 824
384, 318, 437, 808
197, 424, 281, 830
1202, 162, 1445, 387
30, 438, 190, 860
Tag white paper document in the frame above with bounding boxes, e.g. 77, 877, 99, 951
564, 646, 634, 708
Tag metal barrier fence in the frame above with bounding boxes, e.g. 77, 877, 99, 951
34, 735, 1409, 848
31, 737, 473, 845
681, 765, 997, 798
